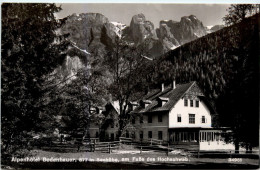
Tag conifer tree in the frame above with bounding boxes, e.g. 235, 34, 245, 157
1, 3, 68, 157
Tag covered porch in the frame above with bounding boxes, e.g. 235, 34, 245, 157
169, 127, 201, 144
168, 127, 235, 151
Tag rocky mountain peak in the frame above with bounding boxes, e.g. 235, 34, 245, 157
131, 13, 146, 23
61, 12, 117, 51
157, 14, 207, 48
68, 13, 109, 25
60, 12, 223, 69
57, 12, 225, 84
128, 13, 158, 44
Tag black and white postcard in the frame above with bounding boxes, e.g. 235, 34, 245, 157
1, 2, 259, 169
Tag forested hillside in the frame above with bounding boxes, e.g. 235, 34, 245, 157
151, 14, 259, 148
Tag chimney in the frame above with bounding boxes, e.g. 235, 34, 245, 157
161, 83, 164, 92
172, 80, 176, 89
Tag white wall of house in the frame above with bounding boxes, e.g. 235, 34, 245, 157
169, 98, 212, 128
131, 112, 169, 141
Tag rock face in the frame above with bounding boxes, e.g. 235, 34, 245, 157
61, 13, 211, 59
59, 13, 219, 75
59, 13, 119, 77
157, 15, 207, 51
156, 20, 180, 52
61, 13, 117, 52
111, 22, 127, 38
179, 15, 207, 42
127, 13, 158, 44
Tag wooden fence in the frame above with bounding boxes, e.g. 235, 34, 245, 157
38, 137, 259, 158
92, 141, 120, 153
79, 137, 173, 155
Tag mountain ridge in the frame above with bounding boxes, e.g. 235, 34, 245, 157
57, 12, 225, 81
61, 13, 223, 58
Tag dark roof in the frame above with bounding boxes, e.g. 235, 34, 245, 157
132, 81, 196, 113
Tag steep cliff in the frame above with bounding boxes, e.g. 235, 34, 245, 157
156, 15, 207, 51
58, 13, 220, 78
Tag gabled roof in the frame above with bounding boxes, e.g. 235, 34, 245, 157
132, 81, 203, 113
107, 100, 120, 114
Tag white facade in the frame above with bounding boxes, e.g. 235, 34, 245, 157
199, 130, 235, 150
169, 98, 211, 128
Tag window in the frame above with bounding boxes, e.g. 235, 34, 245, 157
148, 131, 152, 138
132, 117, 135, 124
140, 116, 143, 124
196, 100, 199, 107
158, 131, 163, 140
190, 100, 193, 107
177, 114, 182, 122
95, 132, 99, 138
184, 99, 188, 106
148, 115, 152, 123
126, 131, 129, 138
162, 101, 167, 106
158, 114, 162, 122
201, 116, 206, 123
189, 114, 195, 124
140, 131, 143, 139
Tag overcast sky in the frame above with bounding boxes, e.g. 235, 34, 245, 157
56, 3, 230, 27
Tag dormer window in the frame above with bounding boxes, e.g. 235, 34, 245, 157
158, 97, 169, 107
190, 100, 193, 107
196, 100, 199, 107
129, 101, 138, 110
96, 107, 103, 114
141, 100, 152, 108
184, 99, 188, 106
